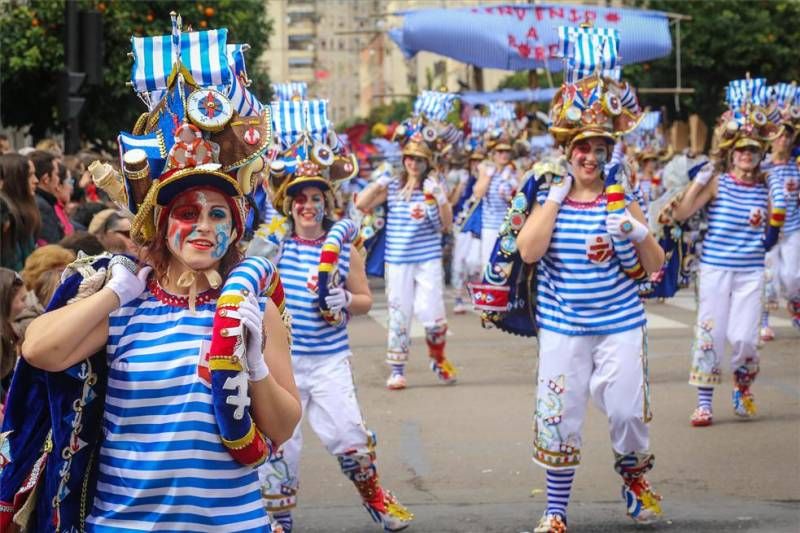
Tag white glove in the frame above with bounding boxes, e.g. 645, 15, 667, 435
458, 170, 470, 185
546, 174, 573, 205
324, 286, 352, 313
106, 263, 152, 307
607, 210, 650, 243
694, 163, 715, 187
423, 177, 449, 205
238, 294, 270, 382
375, 174, 393, 189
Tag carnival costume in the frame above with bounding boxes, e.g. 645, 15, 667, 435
0, 13, 293, 532
361, 92, 459, 390
450, 146, 484, 314
477, 130, 519, 266
760, 82, 800, 338
684, 77, 782, 427
247, 101, 412, 532
472, 24, 661, 532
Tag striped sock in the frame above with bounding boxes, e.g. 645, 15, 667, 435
760, 309, 770, 328
545, 468, 575, 520
390, 363, 405, 377
272, 511, 293, 533
697, 387, 714, 409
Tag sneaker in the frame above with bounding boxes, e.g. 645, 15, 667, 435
386, 374, 407, 390
453, 298, 468, 314
362, 489, 413, 531
690, 406, 713, 427
534, 512, 567, 533
430, 359, 457, 384
733, 388, 756, 418
759, 326, 775, 342
622, 475, 662, 524
789, 300, 800, 330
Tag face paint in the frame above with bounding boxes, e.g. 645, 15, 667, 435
166, 189, 233, 262
212, 220, 232, 259
293, 189, 326, 226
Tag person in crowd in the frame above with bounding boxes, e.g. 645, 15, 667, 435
88, 209, 138, 256
59, 230, 106, 257
53, 161, 76, 236
256, 145, 413, 533
0, 134, 12, 155
475, 132, 519, 266
760, 93, 800, 337
512, 25, 665, 532
20, 244, 76, 303
0, 153, 40, 270
356, 124, 456, 390
673, 79, 782, 426
72, 201, 107, 232
34, 138, 63, 157
0, 268, 27, 400
31, 149, 65, 244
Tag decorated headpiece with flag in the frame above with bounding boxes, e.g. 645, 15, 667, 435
394, 90, 462, 161
712, 76, 780, 155
271, 82, 309, 101
267, 98, 358, 216
548, 24, 643, 153
96, 12, 271, 246
767, 82, 800, 136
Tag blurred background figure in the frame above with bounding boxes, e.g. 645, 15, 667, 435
0, 268, 27, 404
59, 231, 105, 257
88, 209, 137, 256
54, 161, 76, 236
20, 244, 76, 308
0, 134, 13, 155
31, 149, 65, 245
0, 153, 40, 270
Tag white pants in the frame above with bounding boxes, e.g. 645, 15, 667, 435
258, 355, 372, 511
451, 231, 482, 298
385, 259, 446, 363
766, 230, 800, 301
480, 228, 499, 269
689, 264, 762, 387
532, 327, 651, 470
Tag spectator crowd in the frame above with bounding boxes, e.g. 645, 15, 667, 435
0, 135, 136, 411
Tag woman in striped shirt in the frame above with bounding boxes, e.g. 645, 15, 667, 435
515, 77, 666, 531
257, 158, 413, 532
356, 132, 455, 390
22, 166, 302, 532
673, 94, 781, 427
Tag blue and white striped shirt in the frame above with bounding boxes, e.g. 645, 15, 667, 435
701, 173, 768, 271
481, 165, 516, 231
88, 287, 270, 532
767, 162, 800, 235
278, 234, 352, 357
535, 188, 646, 336
385, 178, 442, 264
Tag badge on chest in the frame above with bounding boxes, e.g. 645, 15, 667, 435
409, 202, 426, 222
586, 234, 614, 264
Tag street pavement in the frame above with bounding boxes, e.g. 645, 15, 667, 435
289, 283, 800, 532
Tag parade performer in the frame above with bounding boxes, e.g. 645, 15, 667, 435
0, 15, 302, 532
760, 82, 800, 339
253, 128, 413, 531
476, 24, 665, 531
356, 109, 456, 390
450, 148, 484, 314
672, 77, 781, 427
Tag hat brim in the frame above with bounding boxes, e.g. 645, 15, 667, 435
733, 137, 764, 151
285, 176, 331, 196
402, 145, 432, 162
492, 143, 513, 151
155, 169, 242, 207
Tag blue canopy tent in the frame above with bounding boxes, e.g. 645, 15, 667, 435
389, 3, 673, 72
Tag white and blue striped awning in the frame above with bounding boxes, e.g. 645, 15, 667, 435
225, 68, 265, 117
558, 25, 620, 82
469, 115, 491, 134
271, 82, 308, 101
769, 82, 798, 108
388, 3, 671, 71
270, 99, 331, 146
131, 28, 230, 92
227, 43, 250, 80
488, 101, 515, 123
726, 78, 768, 109
413, 91, 457, 121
